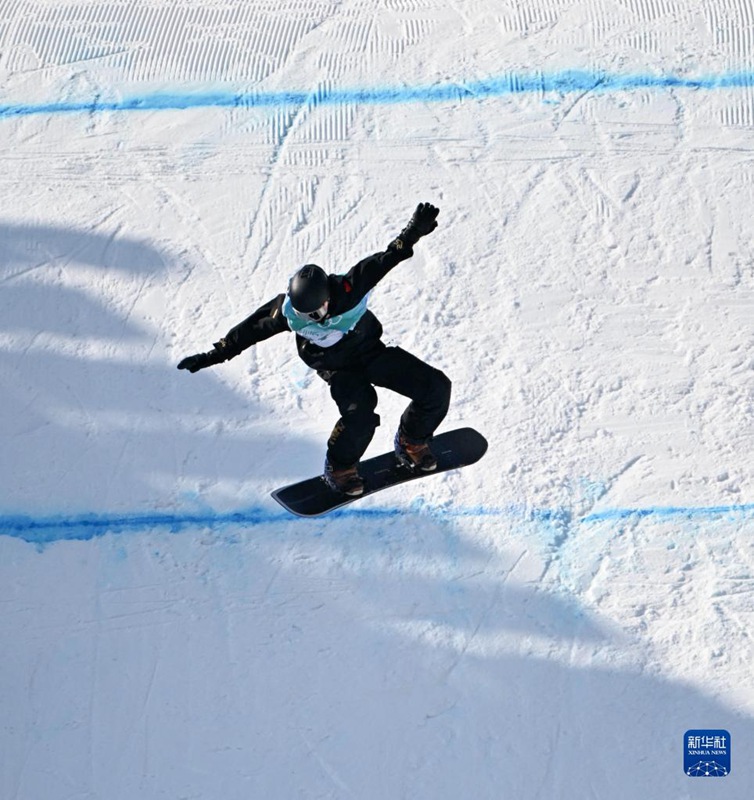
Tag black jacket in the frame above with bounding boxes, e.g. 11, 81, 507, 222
216, 234, 415, 371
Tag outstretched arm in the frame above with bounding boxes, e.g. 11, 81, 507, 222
177, 294, 289, 373
345, 202, 440, 296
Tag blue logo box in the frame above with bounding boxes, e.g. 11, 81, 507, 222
684, 729, 731, 777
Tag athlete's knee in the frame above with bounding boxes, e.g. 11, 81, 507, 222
429, 368, 452, 403
332, 379, 378, 414
347, 405, 380, 429
328, 410, 380, 447
342, 386, 379, 422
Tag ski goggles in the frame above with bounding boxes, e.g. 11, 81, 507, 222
295, 299, 329, 322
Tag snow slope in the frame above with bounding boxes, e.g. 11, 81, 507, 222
1, 1, 753, 797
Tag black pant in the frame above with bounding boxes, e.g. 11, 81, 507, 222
324, 346, 451, 468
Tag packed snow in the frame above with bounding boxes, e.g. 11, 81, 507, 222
1, 1, 753, 797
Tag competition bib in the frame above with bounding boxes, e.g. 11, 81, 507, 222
282, 292, 370, 348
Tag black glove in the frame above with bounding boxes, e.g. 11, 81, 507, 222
408, 202, 439, 235
177, 341, 231, 373
398, 202, 439, 248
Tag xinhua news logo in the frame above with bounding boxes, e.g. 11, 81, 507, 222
684, 729, 731, 777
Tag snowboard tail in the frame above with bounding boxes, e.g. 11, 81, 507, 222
271, 427, 487, 518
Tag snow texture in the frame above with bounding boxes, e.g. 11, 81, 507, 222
1, 1, 753, 798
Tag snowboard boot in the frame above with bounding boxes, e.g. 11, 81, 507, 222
323, 458, 365, 496
394, 429, 438, 472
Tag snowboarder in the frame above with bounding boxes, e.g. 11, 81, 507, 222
177, 202, 451, 497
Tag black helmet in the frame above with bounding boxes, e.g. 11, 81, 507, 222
288, 264, 329, 313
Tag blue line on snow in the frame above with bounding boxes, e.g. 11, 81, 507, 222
2, 70, 754, 119
581, 503, 754, 523
1, 502, 752, 547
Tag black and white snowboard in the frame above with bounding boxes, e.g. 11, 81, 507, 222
271, 427, 487, 517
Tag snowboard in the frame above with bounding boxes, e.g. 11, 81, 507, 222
271, 427, 487, 518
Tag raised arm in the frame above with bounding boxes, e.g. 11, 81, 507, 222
344, 202, 440, 297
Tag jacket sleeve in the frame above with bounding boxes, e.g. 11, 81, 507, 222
344, 233, 416, 298
214, 294, 290, 358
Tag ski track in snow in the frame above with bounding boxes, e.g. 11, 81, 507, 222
2, 1, 754, 798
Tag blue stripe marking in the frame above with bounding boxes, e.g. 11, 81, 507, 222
1, 502, 752, 546
2, 70, 754, 119
582, 503, 754, 523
